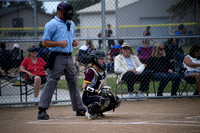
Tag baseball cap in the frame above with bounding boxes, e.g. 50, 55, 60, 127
178, 24, 184, 30
13, 43, 19, 49
121, 42, 131, 48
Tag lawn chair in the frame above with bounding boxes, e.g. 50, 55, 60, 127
13, 72, 57, 102
178, 67, 198, 96
115, 73, 150, 98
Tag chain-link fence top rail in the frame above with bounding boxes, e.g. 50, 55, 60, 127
0, 0, 199, 105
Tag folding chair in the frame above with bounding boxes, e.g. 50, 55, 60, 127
14, 72, 57, 102
115, 73, 150, 98
151, 79, 158, 96
181, 76, 198, 96
177, 67, 198, 96
115, 73, 126, 98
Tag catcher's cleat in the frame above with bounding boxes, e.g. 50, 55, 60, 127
38, 110, 49, 120
97, 112, 106, 118
85, 111, 97, 120
76, 108, 87, 116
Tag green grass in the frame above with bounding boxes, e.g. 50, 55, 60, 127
57, 77, 194, 95
43, 45, 193, 95
182, 45, 191, 54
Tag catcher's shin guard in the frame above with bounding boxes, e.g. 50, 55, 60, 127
87, 98, 110, 115
88, 102, 101, 115
114, 96, 121, 108
100, 97, 110, 110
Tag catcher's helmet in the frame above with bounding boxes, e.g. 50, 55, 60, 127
90, 50, 106, 71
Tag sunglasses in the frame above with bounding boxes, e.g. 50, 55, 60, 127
159, 48, 165, 51
29, 47, 38, 52
123, 47, 131, 50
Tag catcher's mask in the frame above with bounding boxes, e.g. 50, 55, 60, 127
90, 50, 106, 71
57, 2, 74, 20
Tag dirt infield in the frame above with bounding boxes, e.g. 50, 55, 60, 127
0, 98, 200, 133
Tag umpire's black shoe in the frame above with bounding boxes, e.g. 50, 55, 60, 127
76, 108, 87, 116
38, 110, 49, 120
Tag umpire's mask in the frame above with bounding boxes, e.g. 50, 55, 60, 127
57, 2, 74, 20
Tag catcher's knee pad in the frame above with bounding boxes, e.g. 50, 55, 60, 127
100, 97, 110, 110
88, 98, 110, 115
88, 102, 101, 115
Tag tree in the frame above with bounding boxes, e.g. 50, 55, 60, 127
0, 1, 46, 13
167, 0, 200, 34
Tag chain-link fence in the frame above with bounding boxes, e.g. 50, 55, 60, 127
0, 0, 199, 105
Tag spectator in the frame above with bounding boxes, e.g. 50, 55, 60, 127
183, 44, 200, 95
143, 26, 156, 43
163, 38, 184, 61
82, 50, 121, 120
77, 40, 96, 64
11, 44, 24, 68
145, 43, 181, 96
172, 24, 185, 52
143, 26, 151, 36
78, 40, 95, 53
38, 41, 50, 62
107, 39, 124, 73
0, 42, 6, 53
0, 42, 12, 74
106, 24, 115, 50
137, 39, 153, 64
0, 42, 7, 70
114, 42, 152, 98
20, 45, 47, 102
98, 30, 102, 50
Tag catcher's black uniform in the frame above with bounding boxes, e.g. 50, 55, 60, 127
82, 67, 120, 116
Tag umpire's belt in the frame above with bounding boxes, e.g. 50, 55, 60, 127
53, 51, 72, 56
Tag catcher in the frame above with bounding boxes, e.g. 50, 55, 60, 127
82, 50, 121, 120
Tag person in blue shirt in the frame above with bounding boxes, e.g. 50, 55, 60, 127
173, 24, 185, 45
38, 2, 86, 120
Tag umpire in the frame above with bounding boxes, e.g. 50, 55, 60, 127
38, 2, 86, 120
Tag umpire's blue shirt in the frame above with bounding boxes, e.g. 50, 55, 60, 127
42, 16, 75, 53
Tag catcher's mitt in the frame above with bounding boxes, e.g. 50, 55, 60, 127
98, 86, 113, 97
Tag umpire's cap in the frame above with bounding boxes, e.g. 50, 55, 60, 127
57, 2, 73, 11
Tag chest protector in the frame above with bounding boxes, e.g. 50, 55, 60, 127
89, 67, 106, 90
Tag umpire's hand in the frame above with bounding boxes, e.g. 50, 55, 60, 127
73, 40, 78, 47
59, 40, 68, 48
